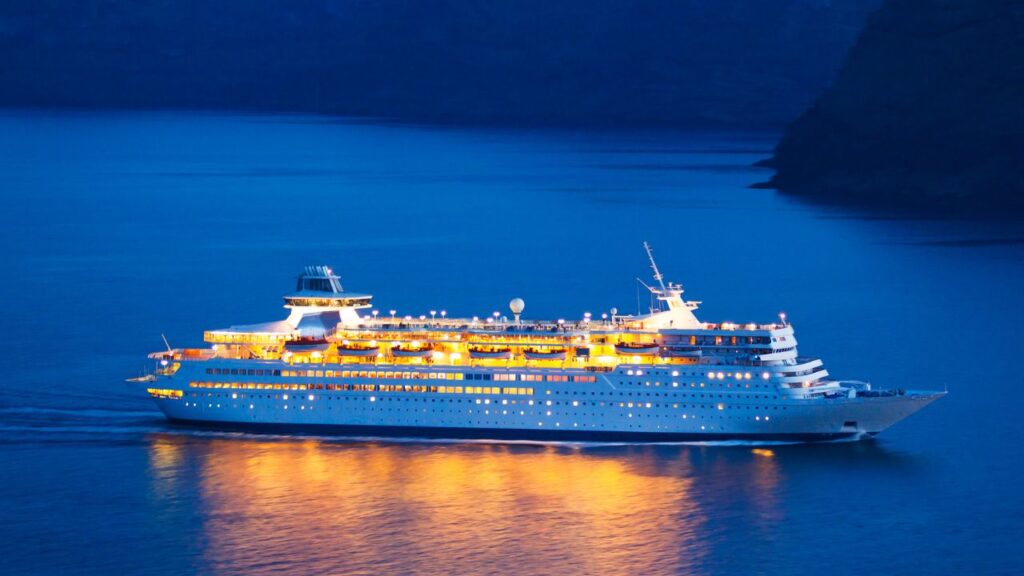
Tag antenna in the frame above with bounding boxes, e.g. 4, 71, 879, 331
161, 333, 172, 352
643, 241, 666, 291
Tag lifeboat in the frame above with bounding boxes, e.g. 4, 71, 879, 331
391, 344, 433, 358
468, 347, 513, 360
335, 344, 380, 357
285, 337, 331, 352
614, 342, 660, 356
523, 348, 568, 361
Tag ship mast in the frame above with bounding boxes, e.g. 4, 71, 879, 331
635, 242, 701, 328
643, 241, 667, 292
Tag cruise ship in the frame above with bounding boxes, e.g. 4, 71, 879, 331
137, 245, 943, 442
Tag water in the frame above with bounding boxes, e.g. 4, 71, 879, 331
1, 111, 1022, 575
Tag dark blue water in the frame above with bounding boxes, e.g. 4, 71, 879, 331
1, 111, 1022, 575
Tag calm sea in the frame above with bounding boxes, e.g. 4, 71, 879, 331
0, 111, 1021, 575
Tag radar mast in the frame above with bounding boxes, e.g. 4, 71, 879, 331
643, 241, 667, 292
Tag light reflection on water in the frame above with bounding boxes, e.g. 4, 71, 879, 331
147, 434, 789, 575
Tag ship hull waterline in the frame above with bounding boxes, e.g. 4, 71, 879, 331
153, 391, 943, 444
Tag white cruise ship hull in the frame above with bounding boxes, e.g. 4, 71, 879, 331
147, 362, 943, 443
139, 263, 944, 443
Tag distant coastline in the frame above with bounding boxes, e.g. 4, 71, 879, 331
0, 0, 877, 129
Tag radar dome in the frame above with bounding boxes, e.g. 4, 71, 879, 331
509, 298, 525, 315
610, 307, 618, 316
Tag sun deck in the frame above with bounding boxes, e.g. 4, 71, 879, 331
160, 259, 807, 382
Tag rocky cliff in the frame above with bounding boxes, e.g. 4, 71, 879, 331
762, 0, 1024, 211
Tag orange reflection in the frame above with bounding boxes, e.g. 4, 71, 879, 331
148, 436, 781, 575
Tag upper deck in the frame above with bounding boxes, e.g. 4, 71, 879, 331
177, 261, 802, 374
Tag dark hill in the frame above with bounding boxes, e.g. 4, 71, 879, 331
761, 0, 1024, 211
0, 0, 878, 128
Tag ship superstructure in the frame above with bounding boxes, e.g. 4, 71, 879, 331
139, 247, 942, 442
